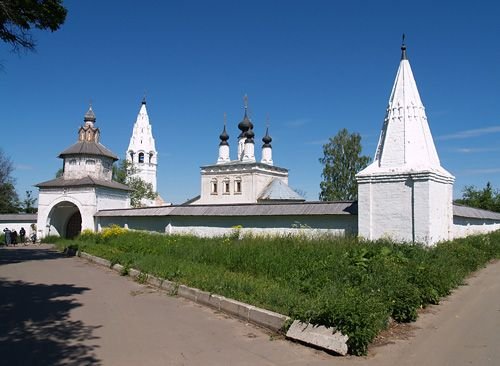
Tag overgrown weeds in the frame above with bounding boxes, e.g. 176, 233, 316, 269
50, 227, 500, 355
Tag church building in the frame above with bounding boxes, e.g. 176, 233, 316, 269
36, 106, 131, 238
190, 97, 305, 204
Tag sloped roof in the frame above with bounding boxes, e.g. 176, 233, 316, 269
36, 176, 132, 191
58, 141, 118, 160
258, 179, 305, 202
453, 204, 500, 221
0, 214, 37, 222
95, 201, 357, 217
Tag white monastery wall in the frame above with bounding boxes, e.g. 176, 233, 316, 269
453, 217, 500, 239
0, 215, 37, 239
96, 214, 358, 238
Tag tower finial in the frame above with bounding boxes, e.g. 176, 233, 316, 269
84, 101, 96, 123
142, 90, 147, 105
401, 33, 408, 60
219, 112, 229, 146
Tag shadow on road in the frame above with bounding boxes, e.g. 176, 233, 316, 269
0, 278, 101, 365
0, 246, 64, 266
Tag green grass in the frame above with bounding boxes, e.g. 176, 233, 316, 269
47, 229, 500, 355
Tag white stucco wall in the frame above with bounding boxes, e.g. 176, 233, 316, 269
0, 216, 37, 242
358, 176, 414, 243
96, 214, 358, 238
452, 217, 500, 239
357, 172, 454, 245
64, 155, 114, 181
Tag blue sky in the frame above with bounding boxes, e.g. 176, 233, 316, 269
2, 0, 499, 204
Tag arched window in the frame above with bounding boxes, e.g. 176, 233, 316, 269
223, 178, 230, 194
211, 179, 218, 195
129, 151, 134, 161
138, 152, 144, 163
149, 152, 154, 163
234, 177, 242, 194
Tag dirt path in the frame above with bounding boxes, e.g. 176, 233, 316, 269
0, 245, 498, 365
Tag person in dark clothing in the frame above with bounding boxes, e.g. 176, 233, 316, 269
11, 230, 18, 246
19, 227, 26, 244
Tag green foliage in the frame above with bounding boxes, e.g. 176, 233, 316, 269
127, 176, 157, 207
0, 0, 67, 52
0, 148, 20, 213
53, 228, 500, 355
113, 159, 157, 207
21, 190, 37, 213
55, 167, 63, 178
319, 128, 370, 201
454, 182, 500, 213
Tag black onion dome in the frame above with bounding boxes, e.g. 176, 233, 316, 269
219, 125, 229, 146
245, 127, 255, 143
262, 127, 272, 147
84, 106, 96, 123
238, 109, 251, 138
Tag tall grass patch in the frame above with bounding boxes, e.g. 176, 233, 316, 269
52, 228, 500, 355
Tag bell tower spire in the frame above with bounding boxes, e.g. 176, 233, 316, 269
126, 97, 158, 193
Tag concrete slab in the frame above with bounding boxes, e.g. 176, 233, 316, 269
286, 320, 349, 356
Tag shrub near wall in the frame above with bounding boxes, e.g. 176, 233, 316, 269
49, 228, 500, 355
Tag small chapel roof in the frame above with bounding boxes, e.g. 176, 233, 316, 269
59, 141, 118, 161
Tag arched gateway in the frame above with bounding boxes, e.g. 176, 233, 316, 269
42, 201, 82, 238
36, 105, 131, 239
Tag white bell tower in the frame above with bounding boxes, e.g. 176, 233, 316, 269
126, 97, 158, 192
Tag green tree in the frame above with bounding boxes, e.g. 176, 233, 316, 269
0, 148, 20, 213
0, 0, 67, 52
454, 182, 500, 213
319, 128, 371, 201
113, 159, 157, 208
55, 167, 63, 178
21, 190, 37, 213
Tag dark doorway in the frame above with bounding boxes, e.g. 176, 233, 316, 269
66, 211, 82, 239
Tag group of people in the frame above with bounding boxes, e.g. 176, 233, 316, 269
3, 227, 34, 246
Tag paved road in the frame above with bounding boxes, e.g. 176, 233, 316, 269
0, 245, 498, 365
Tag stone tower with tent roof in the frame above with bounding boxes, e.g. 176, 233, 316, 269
356, 39, 455, 245
36, 106, 131, 239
